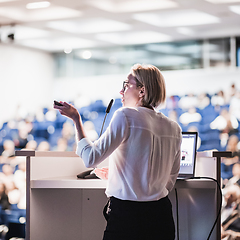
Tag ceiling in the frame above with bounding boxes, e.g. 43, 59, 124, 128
0, 0, 240, 53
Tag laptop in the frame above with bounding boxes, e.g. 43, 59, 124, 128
178, 132, 198, 179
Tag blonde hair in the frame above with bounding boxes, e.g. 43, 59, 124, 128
130, 63, 166, 108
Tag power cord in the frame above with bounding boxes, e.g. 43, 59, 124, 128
174, 176, 222, 240
174, 188, 180, 240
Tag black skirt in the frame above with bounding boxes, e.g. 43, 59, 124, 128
102, 195, 175, 240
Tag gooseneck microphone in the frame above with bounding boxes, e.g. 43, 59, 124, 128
99, 99, 114, 136
77, 99, 114, 179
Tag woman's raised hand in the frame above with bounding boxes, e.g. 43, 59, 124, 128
53, 101, 80, 123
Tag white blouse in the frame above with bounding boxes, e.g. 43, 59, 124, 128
76, 107, 182, 201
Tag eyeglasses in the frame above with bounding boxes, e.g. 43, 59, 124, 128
122, 81, 130, 92
122, 80, 142, 92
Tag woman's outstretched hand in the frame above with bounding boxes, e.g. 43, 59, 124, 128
53, 101, 80, 123
54, 101, 86, 141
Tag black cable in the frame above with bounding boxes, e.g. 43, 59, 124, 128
175, 176, 222, 240
175, 188, 180, 240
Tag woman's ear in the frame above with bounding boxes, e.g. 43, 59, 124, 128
139, 87, 145, 98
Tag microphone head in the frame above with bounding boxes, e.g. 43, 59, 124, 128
106, 99, 114, 113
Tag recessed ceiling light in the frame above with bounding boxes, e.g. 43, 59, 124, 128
47, 18, 131, 34
0, 0, 16, 2
0, 6, 81, 21
229, 5, 240, 15
133, 10, 220, 27
26, 1, 51, 9
205, 0, 240, 3
64, 48, 72, 54
89, 0, 178, 12
81, 50, 92, 59
177, 27, 195, 36
95, 31, 172, 45
18, 37, 97, 52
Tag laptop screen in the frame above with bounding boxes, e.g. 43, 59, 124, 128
178, 132, 198, 179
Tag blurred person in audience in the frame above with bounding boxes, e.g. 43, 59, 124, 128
168, 110, 179, 124
17, 183, 26, 209
210, 108, 239, 148
25, 140, 37, 150
187, 126, 201, 150
179, 107, 202, 126
37, 141, 50, 151
14, 104, 29, 122
0, 181, 11, 210
222, 185, 240, 223
45, 108, 57, 122
13, 160, 26, 192
221, 184, 240, 240
210, 108, 238, 134
226, 83, 237, 104
12, 160, 26, 209
166, 95, 179, 110
35, 107, 45, 122
221, 135, 240, 181
53, 137, 71, 151
7, 180, 20, 205
1, 140, 15, 159
229, 90, 240, 121
178, 93, 198, 110
197, 92, 210, 110
14, 119, 33, 149
211, 90, 226, 107
61, 121, 75, 145
223, 163, 240, 189
0, 163, 14, 190
83, 121, 98, 141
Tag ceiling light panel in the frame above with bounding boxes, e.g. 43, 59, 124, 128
0, 0, 18, 2
177, 27, 195, 36
47, 18, 131, 34
88, 0, 178, 13
0, 5, 81, 22
26, 1, 51, 9
17, 37, 97, 52
229, 5, 240, 14
95, 31, 172, 45
133, 10, 220, 27
205, 0, 240, 3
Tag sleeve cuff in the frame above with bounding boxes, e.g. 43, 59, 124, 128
76, 137, 93, 158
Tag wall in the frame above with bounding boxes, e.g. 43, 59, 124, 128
0, 44, 55, 126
